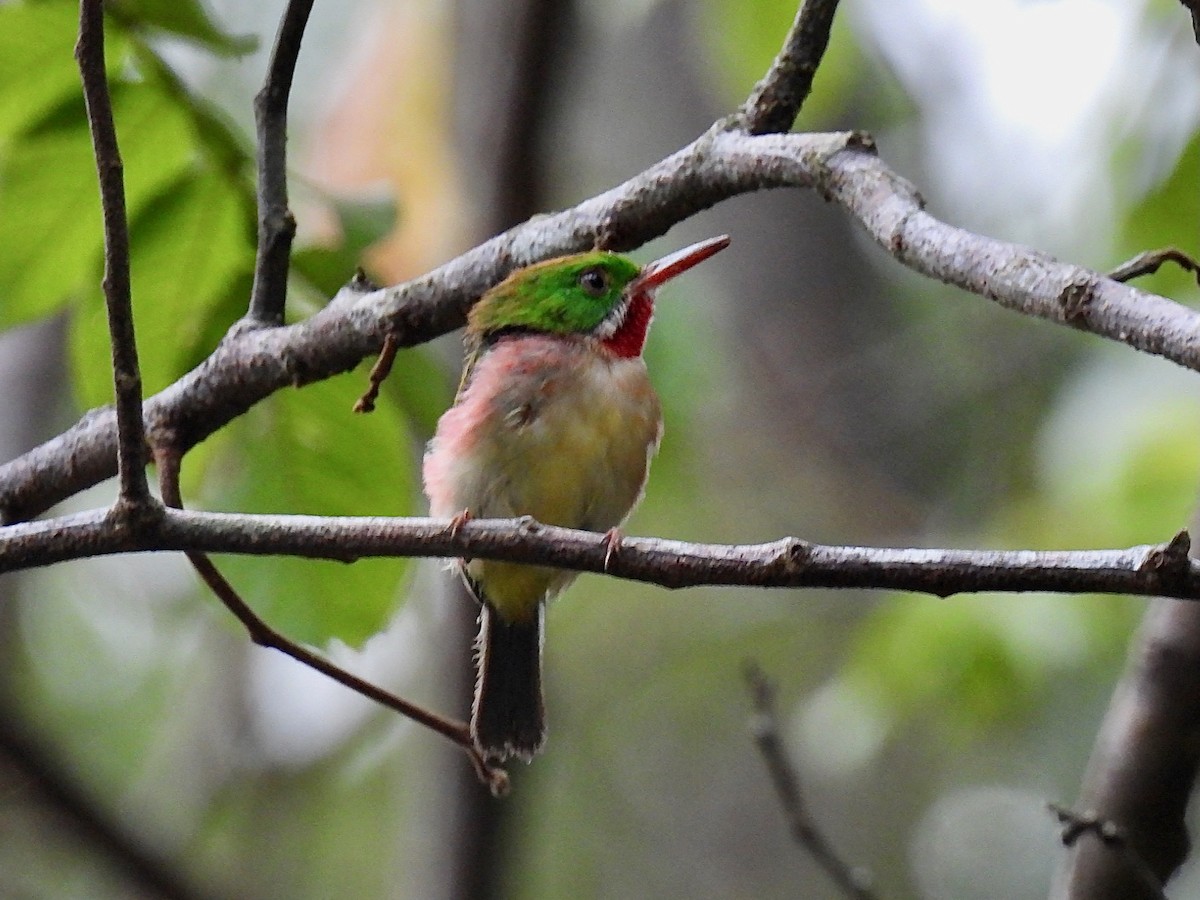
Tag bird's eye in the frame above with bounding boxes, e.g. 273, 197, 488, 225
578, 267, 609, 297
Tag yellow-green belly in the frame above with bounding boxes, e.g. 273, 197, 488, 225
424, 335, 662, 622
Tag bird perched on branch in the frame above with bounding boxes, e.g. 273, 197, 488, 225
423, 234, 730, 761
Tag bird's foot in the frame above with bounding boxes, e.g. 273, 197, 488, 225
602, 527, 623, 572
448, 509, 473, 540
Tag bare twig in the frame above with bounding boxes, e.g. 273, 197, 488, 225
1050, 803, 1169, 900
1108, 247, 1200, 287
737, 0, 842, 134
745, 664, 877, 900
153, 445, 508, 796
352, 332, 399, 413
75, 0, 152, 509
247, 0, 314, 324
3, 511, 1199, 606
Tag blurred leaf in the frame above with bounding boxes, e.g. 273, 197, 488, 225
205, 375, 416, 647
1118, 129, 1200, 301
127, 34, 254, 176
0, 3, 122, 143
1010, 357, 1200, 549
844, 597, 1037, 737
70, 170, 255, 408
109, 0, 256, 56
292, 192, 398, 298
700, 0, 862, 127
291, 248, 360, 300
381, 347, 455, 440
333, 192, 398, 252
0, 82, 196, 327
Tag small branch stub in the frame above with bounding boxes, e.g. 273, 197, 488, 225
1108, 247, 1200, 287
1139, 529, 1192, 584
353, 332, 399, 413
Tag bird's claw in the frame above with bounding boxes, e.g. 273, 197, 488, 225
602, 528, 623, 572
448, 509, 473, 541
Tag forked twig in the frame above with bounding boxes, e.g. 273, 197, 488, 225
153, 444, 508, 796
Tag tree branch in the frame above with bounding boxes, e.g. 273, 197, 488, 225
5, 129, 1200, 524
1051, 596, 1200, 898
1, 510, 1197, 603
737, 0, 842, 134
246, 0, 313, 324
75, 0, 152, 510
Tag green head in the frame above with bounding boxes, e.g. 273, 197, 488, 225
468, 235, 730, 356
469, 252, 640, 337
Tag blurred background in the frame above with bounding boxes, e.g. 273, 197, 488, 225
2, 0, 1200, 897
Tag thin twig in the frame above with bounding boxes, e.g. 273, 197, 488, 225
1108, 247, 1200, 288
737, 0, 842, 134
247, 0, 314, 324
353, 332, 399, 413
745, 664, 877, 900
75, 0, 152, 509
153, 445, 509, 796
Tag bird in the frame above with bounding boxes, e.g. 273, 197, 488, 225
423, 234, 730, 761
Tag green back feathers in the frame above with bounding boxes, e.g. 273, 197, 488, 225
469, 252, 641, 338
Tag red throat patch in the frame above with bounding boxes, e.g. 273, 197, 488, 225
601, 291, 654, 358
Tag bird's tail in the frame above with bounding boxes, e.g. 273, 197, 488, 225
472, 603, 546, 761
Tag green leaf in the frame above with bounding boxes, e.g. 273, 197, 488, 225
69, 171, 255, 409
381, 347, 455, 439
844, 597, 1040, 738
1117, 129, 1200, 302
0, 82, 197, 327
203, 375, 416, 647
700, 0, 861, 127
292, 192, 398, 298
109, 0, 256, 56
0, 4, 119, 143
